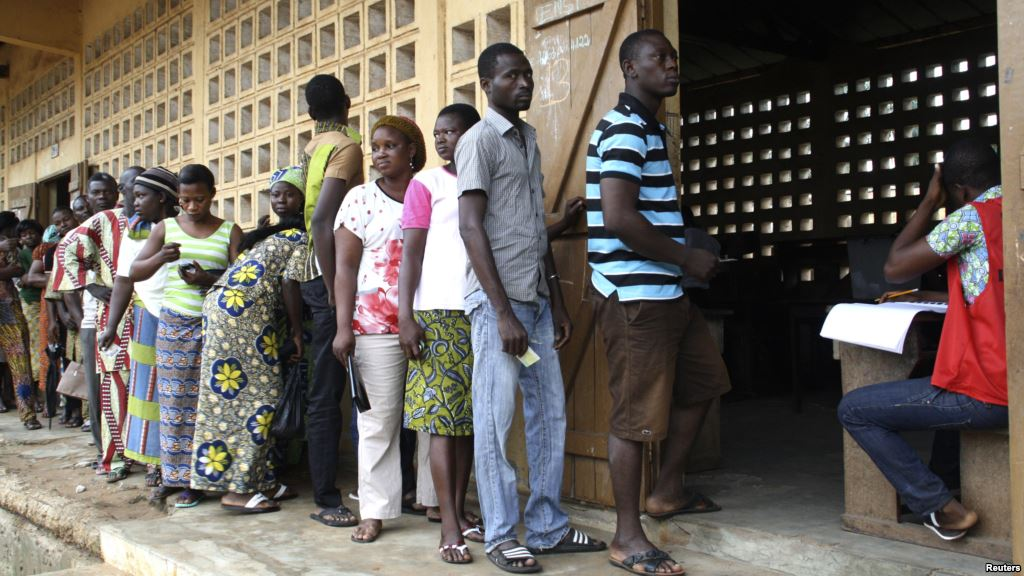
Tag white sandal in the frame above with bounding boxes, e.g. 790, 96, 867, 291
439, 543, 471, 564
221, 492, 281, 514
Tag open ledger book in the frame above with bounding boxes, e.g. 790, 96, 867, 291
820, 302, 948, 354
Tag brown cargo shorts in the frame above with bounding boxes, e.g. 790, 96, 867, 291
594, 291, 731, 442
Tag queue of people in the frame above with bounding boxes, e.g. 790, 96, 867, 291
0, 26, 1003, 576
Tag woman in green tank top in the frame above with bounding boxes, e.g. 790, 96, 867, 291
131, 164, 242, 507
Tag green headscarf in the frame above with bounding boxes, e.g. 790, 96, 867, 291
270, 165, 305, 193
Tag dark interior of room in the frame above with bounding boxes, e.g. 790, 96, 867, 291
675, 0, 999, 407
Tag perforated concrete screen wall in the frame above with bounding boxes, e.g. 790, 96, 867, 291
0, 0, 522, 226
679, 28, 1000, 263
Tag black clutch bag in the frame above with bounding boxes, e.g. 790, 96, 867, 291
348, 355, 371, 413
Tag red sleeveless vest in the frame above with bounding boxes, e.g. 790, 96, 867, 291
932, 197, 1006, 405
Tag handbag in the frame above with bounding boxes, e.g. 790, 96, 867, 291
271, 359, 306, 439
56, 360, 90, 400
348, 355, 371, 413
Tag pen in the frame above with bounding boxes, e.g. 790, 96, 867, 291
876, 288, 918, 303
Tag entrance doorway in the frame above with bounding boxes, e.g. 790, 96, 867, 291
673, 0, 1005, 564
36, 170, 72, 222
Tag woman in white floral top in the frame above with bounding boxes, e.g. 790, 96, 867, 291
333, 115, 426, 544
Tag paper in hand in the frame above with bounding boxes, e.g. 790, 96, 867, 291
518, 346, 540, 367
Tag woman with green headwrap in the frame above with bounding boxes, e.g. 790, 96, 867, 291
189, 166, 309, 513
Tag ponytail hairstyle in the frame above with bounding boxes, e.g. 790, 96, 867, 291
238, 214, 305, 253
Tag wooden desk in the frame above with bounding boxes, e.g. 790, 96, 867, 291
837, 328, 1011, 560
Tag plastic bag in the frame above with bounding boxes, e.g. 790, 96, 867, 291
271, 359, 306, 439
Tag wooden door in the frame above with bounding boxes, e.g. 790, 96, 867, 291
996, 0, 1024, 561
513, 0, 668, 506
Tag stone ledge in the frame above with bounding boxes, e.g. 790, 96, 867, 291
563, 500, 996, 576
0, 467, 104, 556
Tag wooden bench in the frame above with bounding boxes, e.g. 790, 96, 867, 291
836, 328, 1011, 561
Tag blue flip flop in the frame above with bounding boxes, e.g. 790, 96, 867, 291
175, 489, 205, 508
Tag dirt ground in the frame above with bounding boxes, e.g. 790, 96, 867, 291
0, 408, 349, 533
0, 412, 167, 528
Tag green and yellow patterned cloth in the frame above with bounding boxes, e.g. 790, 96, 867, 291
190, 229, 309, 494
403, 309, 474, 436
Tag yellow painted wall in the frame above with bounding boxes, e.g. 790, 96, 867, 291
0, 0, 526, 225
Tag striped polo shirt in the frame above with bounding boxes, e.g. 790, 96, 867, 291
586, 92, 685, 302
162, 217, 233, 316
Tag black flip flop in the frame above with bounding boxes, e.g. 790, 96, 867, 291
529, 528, 606, 555
149, 485, 175, 503
487, 544, 541, 574
609, 548, 684, 575
105, 467, 129, 483
647, 492, 722, 520
309, 505, 358, 527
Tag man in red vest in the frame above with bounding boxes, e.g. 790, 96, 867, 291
838, 137, 1007, 542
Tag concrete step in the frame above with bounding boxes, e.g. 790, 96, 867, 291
37, 564, 127, 576
99, 502, 788, 576
565, 499, 997, 576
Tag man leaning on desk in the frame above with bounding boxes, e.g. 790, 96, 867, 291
838, 137, 1007, 542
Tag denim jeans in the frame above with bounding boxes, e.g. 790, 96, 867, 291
301, 279, 346, 509
837, 376, 1008, 515
466, 291, 569, 552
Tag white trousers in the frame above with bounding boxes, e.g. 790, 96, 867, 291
354, 334, 407, 520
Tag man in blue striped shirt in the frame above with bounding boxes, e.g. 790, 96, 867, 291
587, 29, 731, 576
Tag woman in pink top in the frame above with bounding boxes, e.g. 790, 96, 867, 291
398, 104, 482, 564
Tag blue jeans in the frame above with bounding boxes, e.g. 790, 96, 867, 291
466, 291, 570, 553
837, 376, 1008, 515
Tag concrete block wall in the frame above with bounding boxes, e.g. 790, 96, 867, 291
1, 0, 525, 226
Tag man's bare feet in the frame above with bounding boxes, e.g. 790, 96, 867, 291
645, 491, 720, 518
935, 499, 978, 531
351, 518, 382, 543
